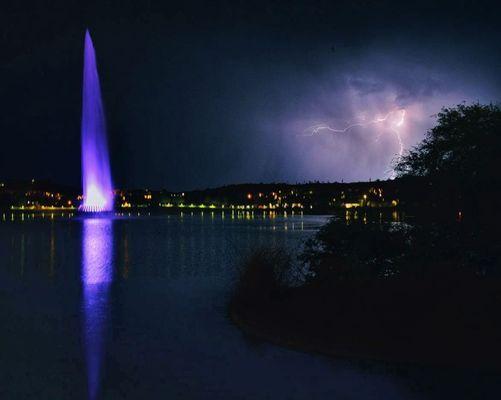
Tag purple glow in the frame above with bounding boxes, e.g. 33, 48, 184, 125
82, 218, 113, 285
82, 218, 113, 400
81, 30, 113, 212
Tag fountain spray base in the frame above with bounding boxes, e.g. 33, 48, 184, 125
79, 205, 113, 213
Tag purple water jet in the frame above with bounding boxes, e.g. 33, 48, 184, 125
80, 30, 113, 212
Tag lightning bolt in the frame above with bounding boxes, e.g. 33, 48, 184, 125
301, 109, 407, 158
391, 109, 405, 157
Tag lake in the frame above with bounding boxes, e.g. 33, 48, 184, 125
0, 212, 498, 399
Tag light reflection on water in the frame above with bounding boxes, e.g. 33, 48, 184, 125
1, 209, 406, 226
82, 218, 113, 400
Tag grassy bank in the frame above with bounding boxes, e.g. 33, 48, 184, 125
229, 223, 501, 370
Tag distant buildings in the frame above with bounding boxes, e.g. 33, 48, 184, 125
1, 180, 403, 212
0, 180, 77, 211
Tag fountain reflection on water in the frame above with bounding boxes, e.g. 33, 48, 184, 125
82, 218, 113, 400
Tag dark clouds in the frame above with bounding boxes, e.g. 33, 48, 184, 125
1, 1, 500, 189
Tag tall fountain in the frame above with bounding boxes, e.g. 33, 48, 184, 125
80, 30, 114, 212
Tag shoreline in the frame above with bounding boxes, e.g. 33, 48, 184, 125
229, 279, 501, 372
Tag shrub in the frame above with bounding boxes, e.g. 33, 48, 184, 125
301, 219, 501, 283
232, 247, 293, 306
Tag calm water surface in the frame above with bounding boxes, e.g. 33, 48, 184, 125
0, 212, 498, 399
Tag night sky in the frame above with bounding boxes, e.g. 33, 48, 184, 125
2, 0, 501, 190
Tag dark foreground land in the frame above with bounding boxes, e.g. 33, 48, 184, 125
231, 276, 501, 369
229, 220, 501, 370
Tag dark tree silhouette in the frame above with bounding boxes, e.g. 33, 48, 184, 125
395, 103, 501, 181
394, 103, 501, 213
